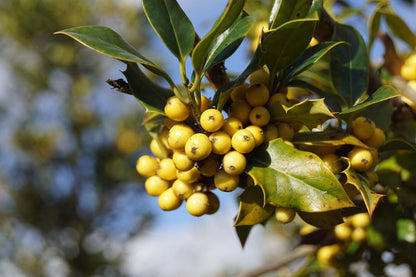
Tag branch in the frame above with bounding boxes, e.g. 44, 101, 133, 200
233, 245, 317, 277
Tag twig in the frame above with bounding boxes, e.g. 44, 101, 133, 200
233, 245, 317, 277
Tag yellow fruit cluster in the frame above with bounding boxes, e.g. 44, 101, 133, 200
400, 54, 416, 81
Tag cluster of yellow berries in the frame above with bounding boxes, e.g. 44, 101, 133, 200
400, 53, 416, 81
317, 213, 371, 266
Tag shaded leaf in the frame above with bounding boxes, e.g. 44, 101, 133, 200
55, 26, 174, 86
330, 23, 369, 107
122, 62, 173, 114
270, 98, 334, 129
379, 139, 416, 153
203, 13, 254, 73
260, 17, 318, 78
381, 10, 416, 50
337, 85, 399, 124
342, 159, 384, 215
143, 0, 195, 62
355, 100, 394, 131
248, 139, 354, 212
234, 185, 275, 226
368, 8, 382, 51
235, 225, 253, 248
298, 210, 343, 229
269, 0, 313, 29
293, 130, 371, 149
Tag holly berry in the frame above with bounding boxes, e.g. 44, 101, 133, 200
200, 108, 224, 132
223, 151, 247, 175
209, 131, 232, 155
249, 106, 270, 127
145, 175, 171, 196
158, 187, 182, 211
274, 207, 296, 224
348, 147, 374, 172
185, 133, 212, 161
186, 192, 210, 216
168, 123, 195, 150
222, 117, 243, 136
229, 99, 251, 124
214, 169, 239, 192
136, 155, 158, 177
351, 116, 376, 140
164, 96, 190, 122
245, 125, 265, 147
231, 129, 256, 154
245, 83, 270, 106
157, 158, 177, 181
172, 179, 194, 200
172, 151, 194, 171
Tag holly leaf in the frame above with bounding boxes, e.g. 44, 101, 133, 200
379, 139, 416, 153
269, 0, 313, 29
235, 225, 253, 248
342, 159, 384, 215
368, 7, 382, 51
270, 98, 334, 129
330, 23, 369, 107
203, 13, 254, 73
142, 0, 195, 62
247, 139, 354, 212
337, 85, 399, 124
293, 130, 371, 149
192, 0, 245, 81
122, 62, 173, 114
381, 10, 416, 50
298, 210, 343, 229
260, 17, 318, 79
55, 26, 175, 86
234, 185, 275, 226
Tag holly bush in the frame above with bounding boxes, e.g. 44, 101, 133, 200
56, 0, 416, 275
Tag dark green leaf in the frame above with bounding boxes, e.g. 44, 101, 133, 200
282, 41, 346, 83
337, 85, 399, 124
356, 100, 394, 131
368, 8, 382, 51
122, 62, 173, 114
269, 0, 313, 29
330, 23, 369, 107
379, 139, 416, 153
293, 130, 371, 149
234, 185, 274, 226
55, 26, 174, 85
298, 210, 343, 229
192, 0, 246, 80
307, 0, 323, 18
270, 98, 334, 129
203, 14, 254, 73
260, 17, 318, 78
247, 139, 354, 212
143, 0, 195, 62
381, 10, 416, 49
235, 225, 253, 248
342, 160, 384, 215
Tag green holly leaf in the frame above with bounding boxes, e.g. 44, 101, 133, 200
260, 17, 318, 79
379, 139, 416, 153
235, 225, 253, 248
342, 159, 384, 215
122, 63, 173, 115
382, 10, 416, 50
142, 0, 195, 62
298, 210, 343, 229
368, 7, 382, 51
234, 185, 275, 226
293, 130, 371, 149
247, 139, 354, 212
55, 26, 175, 87
270, 98, 334, 129
269, 0, 313, 29
330, 23, 369, 107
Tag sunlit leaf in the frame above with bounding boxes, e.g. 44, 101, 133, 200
381, 10, 416, 50
270, 98, 334, 129
247, 139, 354, 212
269, 0, 313, 29
293, 130, 371, 149
142, 0, 195, 62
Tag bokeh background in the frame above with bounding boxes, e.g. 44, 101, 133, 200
0, 0, 415, 276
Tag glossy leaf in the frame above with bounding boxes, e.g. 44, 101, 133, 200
269, 0, 313, 29
342, 160, 384, 215
355, 100, 394, 131
203, 14, 254, 73
307, 0, 323, 18
282, 41, 346, 83
192, 0, 245, 80
330, 23, 369, 107
122, 63, 173, 114
298, 210, 343, 229
234, 185, 274, 226
270, 98, 334, 129
337, 85, 399, 124
260, 17, 318, 78
247, 139, 354, 212
379, 139, 416, 153
293, 130, 371, 149
142, 0, 195, 62
381, 10, 416, 49
55, 26, 174, 86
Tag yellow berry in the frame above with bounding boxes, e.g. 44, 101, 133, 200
198, 154, 221, 177
249, 106, 271, 127
144, 175, 171, 196
230, 84, 248, 102
200, 108, 224, 132
157, 158, 177, 181
277, 123, 295, 141
200, 95, 212, 112
186, 192, 210, 216
249, 68, 269, 85
209, 131, 232, 155
274, 207, 296, 224
214, 170, 239, 192
231, 129, 256, 153
177, 166, 200, 183
264, 124, 279, 141
351, 227, 367, 242
222, 117, 243, 136
223, 151, 247, 175
350, 213, 371, 229
185, 133, 212, 161
172, 179, 194, 199
136, 155, 158, 177
206, 191, 220, 214
229, 99, 251, 124
401, 63, 416, 80
317, 244, 341, 266
164, 96, 190, 121
168, 123, 195, 151
172, 151, 194, 171
348, 147, 374, 172
334, 223, 352, 240
363, 127, 386, 149
150, 139, 168, 158
245, 125, 265, 147
351, 116, 376, 140
158, 187, 183, 211
322, 154, 343, 174
268, 93, 289, 108
245, 83, 270, 106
